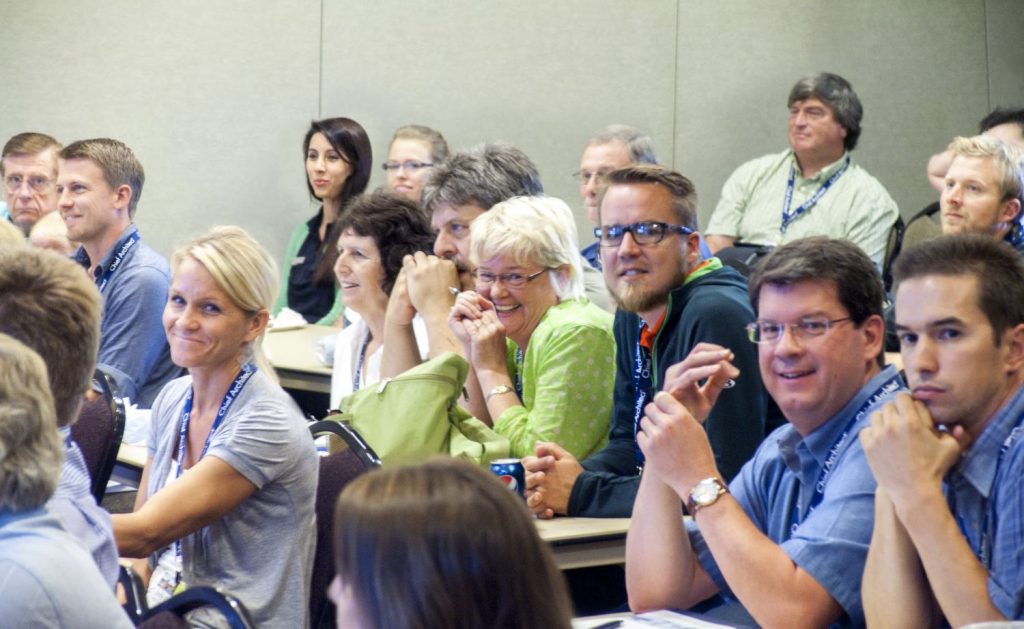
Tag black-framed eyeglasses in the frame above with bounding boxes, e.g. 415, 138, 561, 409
381, 160, 434, 172
595, 221, 694, 247
745, 317, 853, 344
473, 268, 549, 289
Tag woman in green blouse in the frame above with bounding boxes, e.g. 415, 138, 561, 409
448, 196, 615, 459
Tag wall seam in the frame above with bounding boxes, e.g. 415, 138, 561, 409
672, 0, 681, 169
983, 0, 991, 110
318, 0, 325, 117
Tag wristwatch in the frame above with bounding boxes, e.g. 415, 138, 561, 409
486, 384, 515, 402
686, 477, 728, 516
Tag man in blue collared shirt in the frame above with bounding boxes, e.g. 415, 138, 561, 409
862, 235, 1024, 626
627, 237, 901, 627
57, 138, 179, 407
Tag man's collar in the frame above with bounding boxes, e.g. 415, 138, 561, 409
954, 380, 1024, 497
788, 149, 850, 181
75, 223, 139, 273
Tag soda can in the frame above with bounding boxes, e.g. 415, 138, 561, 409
490, 458, 525, 498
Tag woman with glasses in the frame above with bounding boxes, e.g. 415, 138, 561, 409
272, 117, 372, 326
329, 191, 434, 407
448, 196, 615, 459
381, 125, 449, 205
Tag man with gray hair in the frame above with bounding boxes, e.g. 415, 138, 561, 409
578, 125, 658, 270
58, 138, 180, 407
381, 143, 610, 377
705, 72, 899, 269
1, 132, 61, 235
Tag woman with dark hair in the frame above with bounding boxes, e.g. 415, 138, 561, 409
330, 458, 573, 629
272, 117, 372, 326
329, 191, 434, 406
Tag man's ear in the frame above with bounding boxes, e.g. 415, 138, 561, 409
1001, 322, 1024, 374
685, 231, 702, 266
113, 184, 133, 212
999, 197, 1022, 225
860, 314, 885, 364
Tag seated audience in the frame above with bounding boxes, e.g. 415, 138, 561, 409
525, 165, 775, 519
0, 244, 116, 586
939, 135, 1024, 248
112, 226, 317, 628
2, 132, 60, 236
0, 334, 131, 627
59, 138, 180, 407
382, 124, 449, 204
626, 237, 903, 627
448, 196, 615, 459
704, 72, 899, 270
329, 191, 434, 407
927, 106, 1024, 191
863, 235, 1024, 626
330, 457, 572, 629
273, 117, 371, 325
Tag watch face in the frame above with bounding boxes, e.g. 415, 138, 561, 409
694, 479, 722, 505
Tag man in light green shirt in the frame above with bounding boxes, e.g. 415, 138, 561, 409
705, 72, 898, 270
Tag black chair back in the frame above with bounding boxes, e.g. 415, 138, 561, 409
307, 420, 381, 628
70, 369, 126, 501
137, 586, 255, 629
119, 564, 148, 624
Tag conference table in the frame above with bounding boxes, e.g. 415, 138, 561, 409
262, 324, 336, 394
536, 517, 631, 570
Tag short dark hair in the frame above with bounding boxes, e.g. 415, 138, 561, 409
979, 107, 1024, 135
750, 236, 883, 325
788, 72, 863, 151
422, 143, 543, 213
893, 234, 1024, 343
333, 191, 434, 295
598, 164, 698, 229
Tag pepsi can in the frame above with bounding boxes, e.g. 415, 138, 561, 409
490, 458, 525, 498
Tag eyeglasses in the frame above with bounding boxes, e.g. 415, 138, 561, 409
746, 317, 853, 344
573, 169, 613, 185
594, 221, 694, 247
4, 174, 53, 193
473, 268, 549, 289
381, 160, 434, 172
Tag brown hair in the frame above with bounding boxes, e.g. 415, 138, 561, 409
1, 132, 61, 176
334, 458, 572, 629
59, 138, 145, 218
598, 164, 698, 229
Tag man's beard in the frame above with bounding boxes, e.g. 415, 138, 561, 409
608, 266, 687, 314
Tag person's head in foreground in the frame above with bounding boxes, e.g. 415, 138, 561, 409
940, 135, 1024, 241
748, 236, 885, 432
166, 226, 277, 374
467, 195, 585, 347
330, 458, 573, 629
893, 234, 1024, 434
332, 191, 434, 320
383, 125, 449, 204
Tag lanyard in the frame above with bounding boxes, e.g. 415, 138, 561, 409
790, 373, 903, 531
780, 156, 850, 233
95, 231, 140, 292
173, 364, 257, 560
514, 348, 524, 399
632, 319, 653, 471
352, 332, 371, 392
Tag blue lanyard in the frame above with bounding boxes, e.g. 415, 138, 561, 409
95, 231, 140, 292
514, 348, 524, 399
790, 373, 903, 531
632, 320, 653, 471
352, 332, 371, 392
173, 364, 257, 559
780, 156, 850, 233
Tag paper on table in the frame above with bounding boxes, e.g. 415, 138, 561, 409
573, 609, 738, 629
269, 307, 307, 332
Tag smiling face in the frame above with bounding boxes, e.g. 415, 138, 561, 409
579, 141, 632, 224
56, 157, 130, 249
756, 279, 881, 435
788, 96, 848, 168
386, 138, 435, 203
475, 253, 560, 348
334, 228, 387, 318
940, 155, 1019, 239
163, 257, 264, 373
895, 273, 1022, 436
3, 149, 59, 234
431, 202, 487, 289
599, 182, 699, 325
306, 132, 352, 204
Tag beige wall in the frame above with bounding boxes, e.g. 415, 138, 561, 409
2, 0, 1021, 259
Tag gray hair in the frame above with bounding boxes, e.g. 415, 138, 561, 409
788, 72, 863, 151
423, 143, 544, 213
0, 333, 63, 511
587, 125, 658, 164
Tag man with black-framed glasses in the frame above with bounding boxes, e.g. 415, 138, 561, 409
524, 164, 777, 521
627, 236, 904, 626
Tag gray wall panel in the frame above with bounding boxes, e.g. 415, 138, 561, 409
986, 0, 1024, 109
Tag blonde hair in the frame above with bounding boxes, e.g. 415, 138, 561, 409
469, 196, 585, 301
948, 134, 1024, 208
0, 219, 23, 245
0, 333, 63, 511
171, 226, 278, 377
